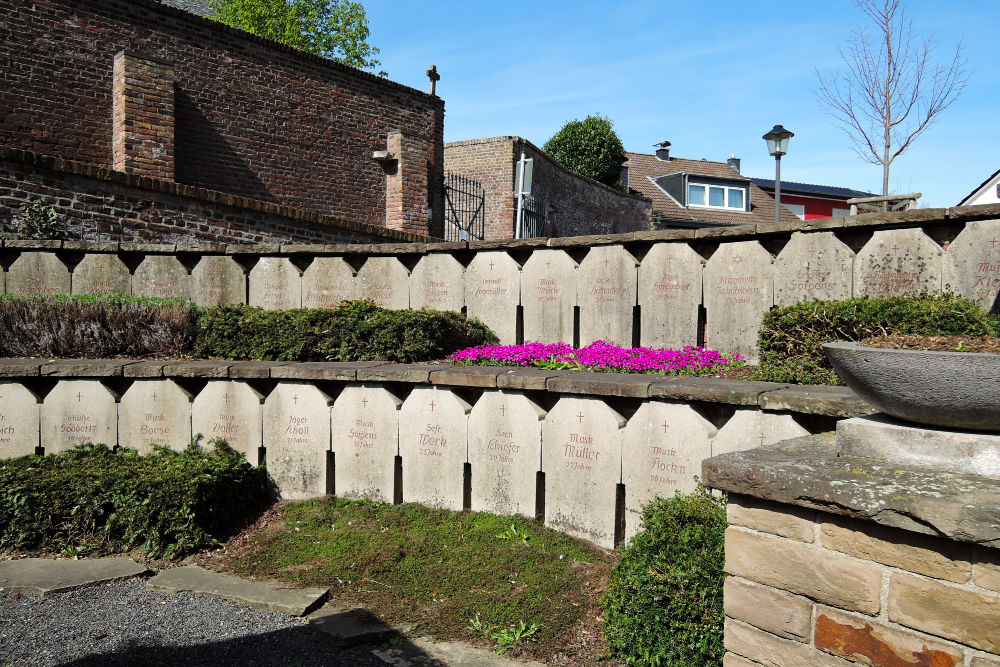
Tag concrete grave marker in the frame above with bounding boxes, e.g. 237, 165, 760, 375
854, 228, 942, 298
711, 409, 809, 457
263, 384, 333, 500
302, 257, 355, 309
41, 380, 118, 454
72, 254, 130, 295
703, 241, 774, 363
638, 243, 703, 348
249, 257, 301, 310
399, 387, 471, 511
409, 254, 464, 312
0, 382, 40, 458
331, 385, 402, 503
465, 252, 520, 344
774, 232, 854, 306
7, 252, 70, 296
356, 257, 409, 310
943, 219, 1000, 313
468, 390, 545, 517
119, 380, 192, 454
192, 381, 264, 465
578, 246, 638, 347
132, 255, 191, 300
541, 396, 625, 548
521, 250, 576, 344
191, 256, 246, 306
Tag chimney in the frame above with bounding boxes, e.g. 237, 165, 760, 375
654, 140, 671, 161
727, 153, 741, 173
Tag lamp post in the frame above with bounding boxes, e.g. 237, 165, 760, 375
763, 124, 794, 223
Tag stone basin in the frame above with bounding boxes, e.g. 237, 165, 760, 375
822, 342, 1000, 431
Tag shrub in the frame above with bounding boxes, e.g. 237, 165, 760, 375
754, 293, 1000, 385
17, 200, 63, 240
195, 299, 498, 362
600, 486, 726, 666
0, 440, 266, 559
543, 114, 627, 187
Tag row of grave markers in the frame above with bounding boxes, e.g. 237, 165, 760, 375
3, 222, 998, 360
0, 379, 809, 547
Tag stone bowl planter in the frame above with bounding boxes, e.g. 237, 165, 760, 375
823, 341, 1000, 431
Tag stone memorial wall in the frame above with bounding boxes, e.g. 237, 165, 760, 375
191, 381, 264, 465
263, 384, 333, 500
521, 249, 576, 344
399, 387, 471, 511
465, 252, 519, 344
302, 257, 354, 309
854, 228, 942, 298
577, 246, 639, 347
249, 257, 301, 310
118, 379, 192, 454
410, 253, 464, 312
132, 255, 190, 300
72, 254, 130, 296
39, 380, 118, 454
356, 256, 410, 310
191, 256, 246, 306
331, 385, 401, 503
0, 381, 40, 458
637, 243, 703, 348
703, 241, 774, 363
7, 252, 70, 296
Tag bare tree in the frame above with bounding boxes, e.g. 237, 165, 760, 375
816, 0, 969, 196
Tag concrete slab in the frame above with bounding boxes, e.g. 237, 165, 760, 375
0, 557, 149, 595
373, 636, 546, 666
146, 565, 327, 616
308, 606, 398, 647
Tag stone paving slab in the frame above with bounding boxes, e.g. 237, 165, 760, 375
428, 366, 505, 388
229, 360, 293, 378
649, 377, 789, 406
309, 606, 399, 647
271, 361, 383, 381
146, 565, 328, 617
0, 557, 149, 595
373, 637, 546, 666
41, 359, 131, 376
162, 360, 235, 378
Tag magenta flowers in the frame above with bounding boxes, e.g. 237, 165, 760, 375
450, 341, 743, 375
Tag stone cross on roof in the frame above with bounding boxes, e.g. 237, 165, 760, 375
426, 65, 440, 96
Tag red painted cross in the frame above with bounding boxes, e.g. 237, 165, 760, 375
151, 392, 158, 402
224, 393, 231, 404
891, 244, 900, 255
76, 392, 82, 402
499, 404, 506, 416
361, 397, 368, 407
576, 411, 584, 423
430, 400, 436, 412
662, 420, 670, 433
545, 261, 551, 270
991, 238, 998, 249
292, 394, 299, 404
808, 247, 816, 258
758, 433, 766, 446
603, 258, 610, 267
489, 260, 495, 270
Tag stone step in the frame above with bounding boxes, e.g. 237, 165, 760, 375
372, 636, 547, 666
0, 557, 149, 595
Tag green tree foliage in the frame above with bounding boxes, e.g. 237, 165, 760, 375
208, 0, 384, 73
543, 114, 627, 187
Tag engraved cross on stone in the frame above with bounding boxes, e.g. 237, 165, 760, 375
361, 397, 368, 407
430, 399, 436, 412
151, 392, 158, 403
757, 433, 766, 446
576, 411, 584, 423
426, 64, 440, 96
224, 393, 231, 404
991, 237, 998, 250
891, 244, 900, 255
76, 392, 82, 402
499, 404, 506, 416
662, 420, 669, 433
292, 394, 299, 404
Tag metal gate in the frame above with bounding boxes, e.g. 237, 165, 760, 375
443, 172, 485, 241
519, 193, 547, 239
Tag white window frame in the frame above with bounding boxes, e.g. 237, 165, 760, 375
687, 181, 748, 212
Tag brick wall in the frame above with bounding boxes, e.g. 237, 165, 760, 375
443, 137, 517, 239
0, 0, 444, 234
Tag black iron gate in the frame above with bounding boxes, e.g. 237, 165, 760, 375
443, 172, 485, 241
519, 193, 547, 239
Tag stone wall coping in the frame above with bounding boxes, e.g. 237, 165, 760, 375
703, 434, 1000, 549
0, 358, 874, 417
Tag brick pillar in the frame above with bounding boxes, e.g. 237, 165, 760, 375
112, 51, 175, 181
384, 131, 432, 236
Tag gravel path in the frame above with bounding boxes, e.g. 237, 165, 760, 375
0, 578, 386, 666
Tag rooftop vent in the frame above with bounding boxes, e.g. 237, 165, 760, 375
727, 154, 741, 173
654, 140, 671, 161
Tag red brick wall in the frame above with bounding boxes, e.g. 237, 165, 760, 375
112, 52, 175, 181
0, 0, 444, 234
443, 137, 517, 240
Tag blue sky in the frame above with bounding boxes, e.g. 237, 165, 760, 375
366, 1, 998, 208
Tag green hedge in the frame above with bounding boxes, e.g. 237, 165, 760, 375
0, 440, 265, 559
754, 293, 1000, 385
600, 487, 726, 666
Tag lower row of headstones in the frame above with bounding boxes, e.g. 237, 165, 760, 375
0, 380, 809, 547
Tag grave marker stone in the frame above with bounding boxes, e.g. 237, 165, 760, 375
331, 385, 401, 503
854, 229, 942, 298
41, 380, 118, 454
356, 257, 409, 310
943, 219, 1000, 313
118, 380, 192, 454
465, 252, 520, 344
7, 252, 70, 296
774, 232, 854, 306
0, 382, 40, 458
249, 257, 301, 310
302, 257, 355, 309
638, 243, 703, 348
263, 384, 333, 500
621, 402, 716, 541
192, 381, 263, 465
399, 387, 470, 511
409, 254, 464, 312
521, 250, 576, 344
191, 256, 246, 306
72, 254, 130, 295
711, 409, 809, 457
132, 255, 190, 300
468, 390, 545, 517
578, 246, 638, 347
703, 241, 773, 363
541, 397, 625, 548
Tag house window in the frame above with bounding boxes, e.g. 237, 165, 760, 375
784, 203, 806, 220
832, 207, 850, 218
687, 182, 747, 211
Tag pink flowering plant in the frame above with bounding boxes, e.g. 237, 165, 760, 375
450, 341, 743, 376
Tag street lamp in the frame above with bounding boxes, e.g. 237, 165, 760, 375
763, 124, 794, 223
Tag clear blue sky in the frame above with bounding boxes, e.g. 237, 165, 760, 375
366, 1, 997, 208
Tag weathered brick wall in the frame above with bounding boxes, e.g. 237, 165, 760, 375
0, 0, 444, 233
724, 494, 1000, 666
443, 138, 517, 239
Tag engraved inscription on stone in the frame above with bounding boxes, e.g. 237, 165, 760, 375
774, 232, 854, 306
249, 257, 301, 310
464, 252, 520, 344
72, 254, 131, 296
521, 250, 576, 344
578, 246, 638, 347
638, 243, 703, 348
703, 241, 774, 364
468, 391, 545, 517
854, 229, 942, 298
7, 252, 71, 296
943, 219, 1000, 313
356, 256, 410, 310
132, 255, 191, 300
0, 382, 41, 459
192, 381, 263, 465
399, 387, 471, 511
409, 254, 464, 312
541, 397, 625, 548
263, 384, 333, 500
331, 385, 401, 503
41, 380, 118, 454
302, 257, 355, 309
711, 409, 809, 457
119, 380, 193, 454
191, 256, 246, 306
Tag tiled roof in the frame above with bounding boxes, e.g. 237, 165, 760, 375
157, 0, 215, 16
625, 152, 797, 225
750, 178, 874, 200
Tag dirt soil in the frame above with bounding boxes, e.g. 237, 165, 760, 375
859, 335, 1000, 353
